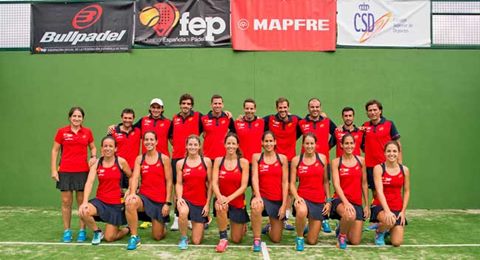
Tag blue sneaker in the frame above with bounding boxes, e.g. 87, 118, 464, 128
295, 237, 305, 251
127, 235, 141, 250
178, 236, 188, 250
375, 230, 386, 246
76, 229, 87, 242
252, 239, 261, 252
261, 223, 271, 235
91, 230, 104, 245
322, 220, 332, 233
62, 229, 72, 243
337, 234, 347, 250
283, 220, 295, 231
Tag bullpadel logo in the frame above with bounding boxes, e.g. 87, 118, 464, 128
72, 4, 103, 29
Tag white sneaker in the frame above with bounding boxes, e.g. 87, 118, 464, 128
170, 216, 179, 231
188, 220, 192, 230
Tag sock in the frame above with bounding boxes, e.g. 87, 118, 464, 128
219, 230, 228, 240
94, 229, 102, 233
286, 209, 292, 219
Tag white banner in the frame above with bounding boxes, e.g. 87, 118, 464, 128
337, 0, 431, 47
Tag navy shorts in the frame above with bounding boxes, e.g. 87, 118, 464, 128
138, 194, 170, 223
293, 199, 327, 221
258, 198, 285, 220
185, 199, 208, 224
90, 198, 126, 226
57, 172, 87, 191
370, 205, 408, 226
228, 206, 250, 224
330, 198, 364, 221
366, 167, 375, 190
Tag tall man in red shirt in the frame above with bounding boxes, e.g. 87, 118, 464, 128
334, 107, 364, 157
234, 98, 264, 163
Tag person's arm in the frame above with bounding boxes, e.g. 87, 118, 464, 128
289, 157, 304, 205
211, 158, 225, 203
51, 141, 61, 182
162, 154, 173, 216
203, 158, 213, 217
360, 157, 370, 218
88, 141, 97, 167
225, 158, 249, 203
168, 122, 174, 146
390, 122, 402, 163
320, 154, 332, 216
328, 119, 337, 149
79, 161, 98, 217
250, 154, 263, 208
279, 154, 289, 219
127, 156, 142, 198
373, 165, 396, 226
176, 160, 186, 207
396, 140, 403, 164
399, 166, 410, 226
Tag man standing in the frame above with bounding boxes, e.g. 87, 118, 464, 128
334, 107, 364, 157
234, 98, 264, 163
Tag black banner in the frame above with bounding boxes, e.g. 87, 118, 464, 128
135, 0, 230, 47
31, 2, 134, 54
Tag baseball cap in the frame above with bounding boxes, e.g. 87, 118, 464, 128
150, 98, 164, 107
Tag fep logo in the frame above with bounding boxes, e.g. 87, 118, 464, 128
354, 2, 392, 43
72, 4, 103, 30
138, 2, 180, 36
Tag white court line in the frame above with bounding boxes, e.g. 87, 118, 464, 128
0, 242, 480, 248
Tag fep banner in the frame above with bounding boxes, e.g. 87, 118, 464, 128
135, 0, 230, 47
231, 0, 336, 51
31, 2, 134, 54
337, 0, 431, 47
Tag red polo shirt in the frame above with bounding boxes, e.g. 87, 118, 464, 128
334, 125, 364, 157
298, 115, 336, 162
110, 125, 141, 169
135, 115, 171, 156
54, 125, 94, 173
264, 114, 301, 161
234, 116, 264, 162
362, 117, 400, 168
201, 111, 234, 160
169, 111, 202, 159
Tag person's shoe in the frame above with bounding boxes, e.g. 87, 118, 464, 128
170, 216, 179, 231
295, 237, 305, 251
178, 236, 188, 250
252, 238, 261, 252
127, 235, 141, 250
62, 229, 72, 243
215, 239, 228, 252
76, 229, 87, 242
261, 223, 271, 235
337, 234, 347, 249
139, 221, 152, 229
283, 220, 295, 231
91, 230, 104, 245
375, 230, 386, 246
322, 220, 332, 233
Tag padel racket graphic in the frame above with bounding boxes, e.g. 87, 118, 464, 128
153, 1, 180, 37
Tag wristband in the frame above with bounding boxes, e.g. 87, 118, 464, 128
166, 202, 172, 206
90, 155, 97, 158
326, 198, 334, 203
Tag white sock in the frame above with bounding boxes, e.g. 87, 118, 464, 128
286, 209, 292, 219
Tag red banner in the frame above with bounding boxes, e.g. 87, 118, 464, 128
231, 0, 336, 51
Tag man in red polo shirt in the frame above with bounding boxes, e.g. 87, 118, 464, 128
234, 98, 264, 163
334, 107, 364, 157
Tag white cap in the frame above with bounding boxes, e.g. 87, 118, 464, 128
150, 98, 164, 106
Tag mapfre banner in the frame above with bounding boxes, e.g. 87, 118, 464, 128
135, 0, 230, 47
31, 2, 134, 54
337, 0, 431, 47
231, 0, 336, 51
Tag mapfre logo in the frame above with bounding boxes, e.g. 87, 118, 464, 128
72, 4, 103, 30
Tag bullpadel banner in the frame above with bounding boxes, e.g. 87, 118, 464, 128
337, 0, 431, 47
231, 0, 337, 51
135, 0, 230, 47
31, 2, 134, 54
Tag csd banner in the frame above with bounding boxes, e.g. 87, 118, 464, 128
135, 0, 230, 47
231, 0, 336, 51
337, 0, 431, 47
31, 2, 134, 54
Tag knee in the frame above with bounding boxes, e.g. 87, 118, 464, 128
231, 234, 243, 244
349, 237, 361, 245
251, 206, 264, 216
103, 234, 116, 242
126, 202, 138, 212
295, 207, 307, 218
306, 237, 317, 245
269, 234, 282, 243
178, 208, 188, 219
391, 238, 403, 247
61, 198, 73, 207
152, 232, 165, 241
191, 237, 202, 245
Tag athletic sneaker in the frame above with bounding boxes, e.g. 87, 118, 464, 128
170, 216, 179, 231
127, 235, 141, 250
91, 230, 104, 245
252, 239, 262, 252
337, 234, 347, 250
62, 229, 72, 243
215, 239, 228, 252
261, 223, 271, 235
375, 230, 386, 246
322, 220, 332, 233
283, 220, 295, 231
139, 221, 152, 229
76, 229, 87, 242
295, 237, 305, 251
178, 236, 188, 250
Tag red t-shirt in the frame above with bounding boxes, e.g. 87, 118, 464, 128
333, 157, 363, 205
54, 125, 94, 173
298, 116, 336, 163
297, 154, 326, 203
258, 153, 283, 201
234, 116, 264, 163
362, 117, 400, 168
218, 158, 245, 209
372, 164, 405, 211
170, 111, 202, 159
139, 153, 166, 203
181, 158, 208, 206
137, 116, 171, 156
201, 111, 234, 160
264, 114, 300, 161
110, 125, 141, 169
334, 126, 363, 158
96, 157, 123, 204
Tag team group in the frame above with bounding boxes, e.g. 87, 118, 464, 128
51, 94, 410, 252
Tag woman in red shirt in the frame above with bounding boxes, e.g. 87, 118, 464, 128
330, 134, 369, 249
212, 133, 249, 252
51, 107, 97, 243
124, 131, 173, 250
176, 135, 213, 249
250, 131, 289, 251
78, 136, 132, 245
290, 133, 330, 251
371, 140, 410, 247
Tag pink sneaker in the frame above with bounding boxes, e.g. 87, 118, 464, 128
215, 239, 228, 252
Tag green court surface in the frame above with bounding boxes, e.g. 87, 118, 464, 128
0, 207, 479, 259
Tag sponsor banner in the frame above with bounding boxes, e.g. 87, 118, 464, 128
135, 0, 230, 47
231, 0, 336, 51
337, 0, 431, 47
31, 2, 134, 54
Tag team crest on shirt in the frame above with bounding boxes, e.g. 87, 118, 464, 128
175, 118, 182, 124
274, 162, 279, 167
204, 120, 213, 126
156, 163, 161, 167
259, 165, 269, 173
340, 168, 349, 175
183, 168, 191, 176
355, 166, 360, 171
221, 120, 226, 125
160, 123, 164, 127
315, 162, 319, 167
320, 124, 324, 128
384, 177, 392, 184
198, 165, 203, 170
144, 120, 152, 126
298, 166, 308, 174
188, 118, 193, 121
379, 126, 384, 131
302, 125, 310, 131
112, 166, 117, 171
272, 121, 280, 127
254, 123, 259, 127
219, 170, 226, 178
142, 165, 149, 170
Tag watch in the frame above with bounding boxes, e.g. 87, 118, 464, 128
166, 202, 172, 206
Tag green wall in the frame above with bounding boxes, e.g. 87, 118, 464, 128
0, 48, 479, 208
